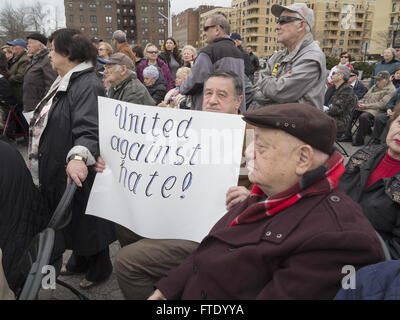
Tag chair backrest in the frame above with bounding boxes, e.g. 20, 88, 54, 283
18, 228, 55, 300
47, 182, 77, 230
375, 231, 392, 261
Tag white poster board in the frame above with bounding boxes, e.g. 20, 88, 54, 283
86, 97, 246, 242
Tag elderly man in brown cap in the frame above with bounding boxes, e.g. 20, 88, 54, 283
148, 103, 384, 300
103, 52, 155, 106
250, 3, 326, 110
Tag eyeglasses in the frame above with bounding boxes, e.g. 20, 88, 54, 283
341, 55, 349, 58
147, 51, 158, 54
332, 72, 337, 75
276, 16, 303, 25
203, 25, 217, 32
350, 74, 357, 77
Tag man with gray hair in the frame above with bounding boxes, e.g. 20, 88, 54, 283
112, 30, 136, 63
103, 53, 155, 106
180, 14, 246, 112
324, 65, 357, 139
251, 3, 326, 110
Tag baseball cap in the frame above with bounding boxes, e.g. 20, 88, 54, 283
242, 103, 337, 155
103, 53, 135, 71
373, 70, 391, 80
7, 39, 27, 49
230, 32, 242, 41
27, 33, 48, 46
271, 3, 314, 30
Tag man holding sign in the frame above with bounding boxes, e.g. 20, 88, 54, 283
149, 103, 384, 300
93, 70, 247, 299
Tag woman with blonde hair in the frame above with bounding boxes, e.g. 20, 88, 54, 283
182, 45, 196, 68
158, 67, 191, 109
97, 42, 113, 60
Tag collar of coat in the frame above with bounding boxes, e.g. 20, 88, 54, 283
52, 61, 94, 93
280, 33, 314, 63
113, 73, 138, 91
30, 49, 49, 62
231, 151, 345, 227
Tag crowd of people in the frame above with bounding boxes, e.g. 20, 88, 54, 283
1, 2, 400, 300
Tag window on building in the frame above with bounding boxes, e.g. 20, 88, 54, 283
68, 3, 73, 10
89, 3, 96, 10
69, 15, 73, 23
90, 16, 97, 23
105, 4, 112, 10
79, 4, 84, 11
91, 27, 98, 34
141, 6, 148, 13
105, 16, 112, 23
106, 27, 113, 34
81, 27, 85, 32
159, 28, 165, 34
142, 17, 148, 23
80, 15, 84, 23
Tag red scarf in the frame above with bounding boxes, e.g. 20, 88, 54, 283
230, 152, 345, 227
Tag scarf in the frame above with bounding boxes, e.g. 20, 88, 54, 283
230, 152, 345, 227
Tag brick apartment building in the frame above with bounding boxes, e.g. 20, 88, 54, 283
64, 0, 169, 46
172, 5, 216, 48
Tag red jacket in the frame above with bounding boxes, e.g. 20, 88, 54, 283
156, 187, 384, 300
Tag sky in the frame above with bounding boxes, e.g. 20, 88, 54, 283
4, 0, 233, 16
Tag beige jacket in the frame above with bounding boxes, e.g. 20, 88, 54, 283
359, 82, 396, 117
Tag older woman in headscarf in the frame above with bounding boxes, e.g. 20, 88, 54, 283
143, 65, 167, 105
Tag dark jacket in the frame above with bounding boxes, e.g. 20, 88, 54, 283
156, 187, 383, 299
146, 77, 167, 105
0, 75, 16, 107
0, 141, 49, 291
248, 52, 259, 74
325, 82, 357, 134
385, 90, 400, 111
335, 260, 400, 300
238, 46, 253, 78
8, 52, 29, 105
23, 49, 57, 112
340, 145, 400, 259
180, 36, 246, 111
38, 65, 115, 256
352, 79, 368, 100
108, 73, 156, 106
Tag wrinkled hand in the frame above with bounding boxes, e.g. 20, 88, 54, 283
95, 156, 106, 173
226, 186, 251, 211
358, 103, 366, 110
158, 102, 167, 107
388, 109, 394, 117
147, 289, 167, 300
66, 160, 88, 188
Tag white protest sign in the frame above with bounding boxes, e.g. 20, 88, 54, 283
86, 97, 246, 242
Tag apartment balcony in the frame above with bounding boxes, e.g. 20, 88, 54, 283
247, 2, 260, 10
326, 16, 340, 22
246, 11, 260, 18
326, 7, 340, 13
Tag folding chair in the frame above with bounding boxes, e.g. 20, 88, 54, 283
375, 231, 392, 262
1, 105, 28, 138
335, 140, 349, 157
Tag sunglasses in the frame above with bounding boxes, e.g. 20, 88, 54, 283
276, 16, 303, 25
341, 55, 349, 58
350, 74, 357, 77
147, 51, 158, 54
203, 25, 218, 32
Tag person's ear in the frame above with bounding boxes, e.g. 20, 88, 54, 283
234, 95, 243, 114
120, 65, 127, 76
294, 145, 314, 176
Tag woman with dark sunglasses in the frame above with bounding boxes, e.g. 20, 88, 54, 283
327, 52, 354, 86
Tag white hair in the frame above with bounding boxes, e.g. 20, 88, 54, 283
295, 13, 311, 33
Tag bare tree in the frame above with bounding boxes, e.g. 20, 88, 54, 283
0, 2, 31, 39
372, 31, 393, 50
27, 1, 45, 34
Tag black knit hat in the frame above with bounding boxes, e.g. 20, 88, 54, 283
27, 33, 48, 46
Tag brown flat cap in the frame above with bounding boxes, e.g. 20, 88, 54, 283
103, 52, 135, 71
243, 103, 337, 155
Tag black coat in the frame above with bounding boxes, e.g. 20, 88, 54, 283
340, 145, 400, 259
0, 141, 50, 291
146, 77, 167, 105
0, 75, 16, 107
38, 66, 115, 256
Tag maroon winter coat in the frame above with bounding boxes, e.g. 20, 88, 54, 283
156, 187, 384, 300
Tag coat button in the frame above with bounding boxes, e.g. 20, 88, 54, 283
276, 234, 283, 239
201, 290, 207, 300
266, 231, 272, 237
330, 195, 341, 203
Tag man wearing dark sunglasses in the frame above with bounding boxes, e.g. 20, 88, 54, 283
250, 3, 326, 111
179, 14, 246, 112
